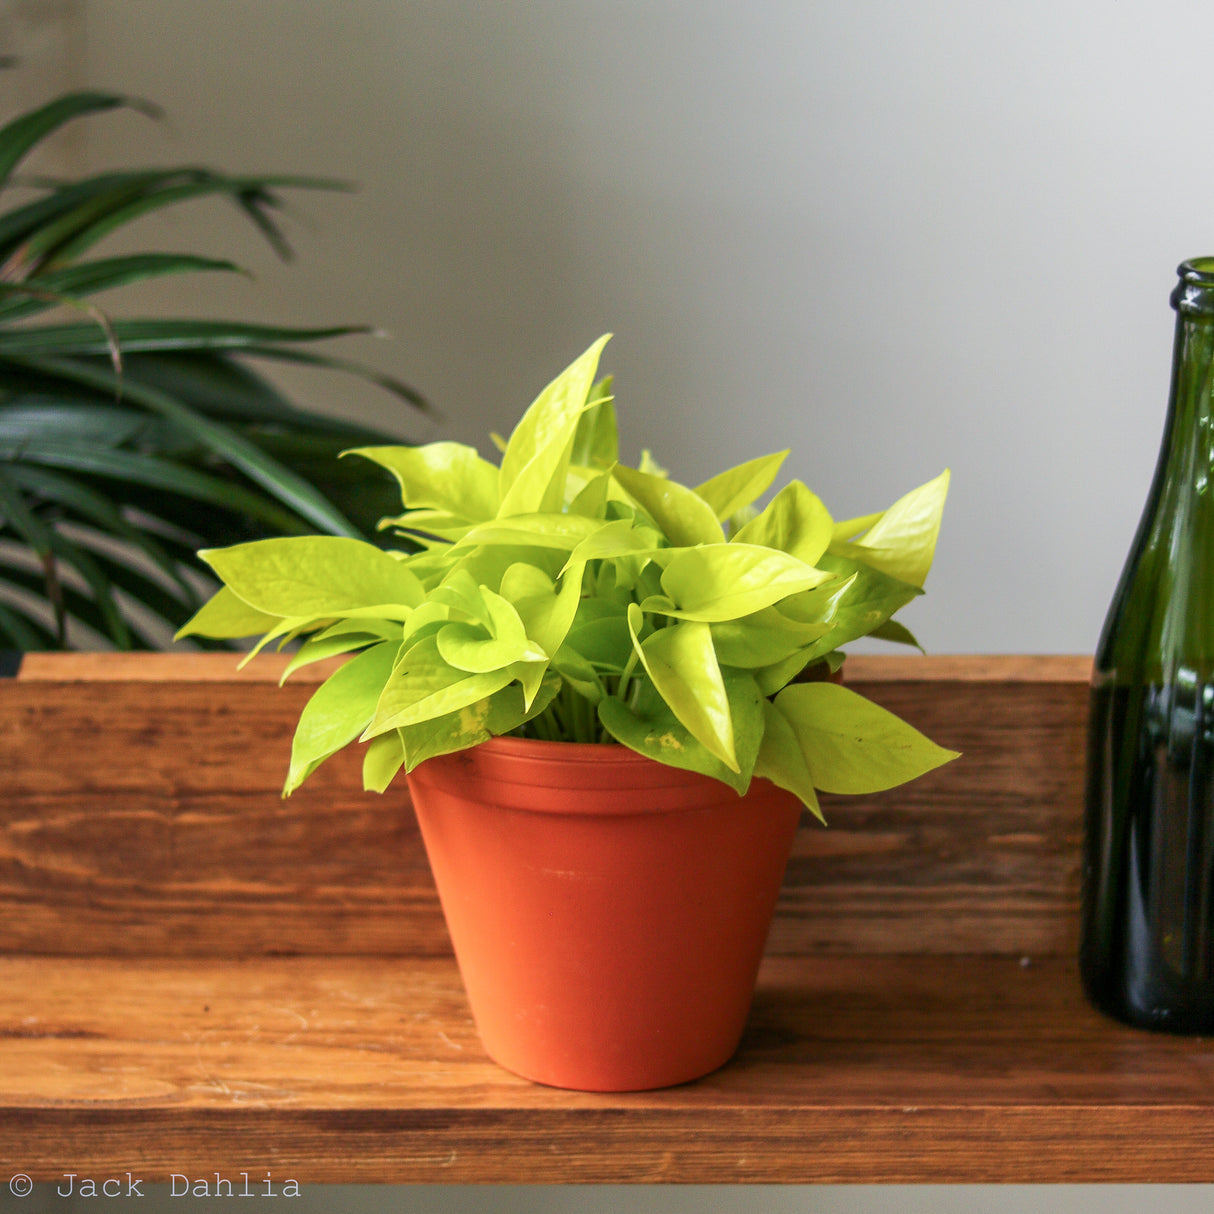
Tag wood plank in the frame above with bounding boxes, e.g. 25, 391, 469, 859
0, 654, 1091, 957
12, 650, 1094, 683
14, 651, 342, 683
1, 952, 1212, 1184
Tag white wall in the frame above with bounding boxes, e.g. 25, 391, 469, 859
12, 0, 1209, 655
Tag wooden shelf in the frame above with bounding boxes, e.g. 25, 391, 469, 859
8, 652, 1201, 1184
4, 951, 1214, 1184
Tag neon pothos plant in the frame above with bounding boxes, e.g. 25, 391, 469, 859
180, 335, 958, 818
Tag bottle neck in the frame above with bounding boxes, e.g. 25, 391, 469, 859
1095, 263, 1214, 678
1157, 306, 1214, 502
1145, 260, 1214, 512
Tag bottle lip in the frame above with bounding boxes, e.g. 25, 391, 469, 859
1173, 259, 1214, 314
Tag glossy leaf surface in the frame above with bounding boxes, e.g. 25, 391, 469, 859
648, 543, 831, 622
200, 537, 423, 619
286, 641, 399, 794
770, 682, 959, 794
628, 605, 737, 771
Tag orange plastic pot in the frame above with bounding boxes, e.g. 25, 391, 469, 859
405, 736, 802, 1091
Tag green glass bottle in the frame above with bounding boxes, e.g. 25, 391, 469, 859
1082, 258, 1214, 1032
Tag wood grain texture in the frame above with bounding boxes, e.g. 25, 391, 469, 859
1, 952, 1212, 1183
0, 653, 1091, 957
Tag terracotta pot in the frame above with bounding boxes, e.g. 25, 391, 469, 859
405, 736, 802, 1091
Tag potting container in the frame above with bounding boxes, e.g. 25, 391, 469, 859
405, 736, 803, 1091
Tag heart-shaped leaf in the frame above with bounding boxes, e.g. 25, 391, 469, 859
436, 587, 547, 673
399, 675, 561, 772
597, 673, 764, 794
829, 469, 949, 589
649, 543, 832, 623
285, 641, 399, 794
200, 536, 424, 619
695, 450, 788, 522
363, 634, 517, 737
348, 441, 500, 522
770, 681, 959, 794
175, 584, 282, 640
498, 335, 610, 516
753, 699, 824, 822
732, 479, 833, 566
628, 605, 737, 771
612, 462, 724, 547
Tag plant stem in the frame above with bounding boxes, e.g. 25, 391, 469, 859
615, 649, 640, 703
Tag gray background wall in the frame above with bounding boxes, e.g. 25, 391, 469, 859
15, 0, 1209, 657
2, 1, 1209, 1208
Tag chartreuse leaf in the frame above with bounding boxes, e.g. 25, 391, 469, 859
770, 682, 959, 795
429, 569, 489, 620
397, 674, 562, 772
645, 543, 832, 623
552, 645, 604, 701
502, 559, 586, 659
362, 634, 517, 738
710, 605, 832, 668
564, 599, 632, 671
831, 510, 884, 544
379, 508, 472, 544
598, 673, 764, 794
732, 480, 833, 565
514, 656, 550, 712
869, 618, 924, 651
797, 553, 921, 663
346, 442, 499, 522
313, 617, 404, 644
280, 622, 400, 682
612, 463, 724, 547
363, 730, 406, 793
753, 700, 824, 822
567, 466, 612, 518
442, 542, 565, 597
496, 562, 552, 603
200, 536, 424, 619
694, 451, 788, 522
237, 614, 318, 668
437, 587, 547, 673
569, 378, 618, 468
498, 335, 610, 516
456, 513, 607, 552
829, 469, 949, 589
753, 649, 816, 697
175, 585, 282, 640
398, 600, 450, 650
627, 604, 737, 771
638, 449, 668, 477
564, 517, 665, 569
285, 641, 399, 795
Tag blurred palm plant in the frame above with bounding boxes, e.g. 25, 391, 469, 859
0, 90, 427, 650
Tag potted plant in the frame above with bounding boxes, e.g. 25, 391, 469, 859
179, 334, 958, 1091
0, 90, 428, 650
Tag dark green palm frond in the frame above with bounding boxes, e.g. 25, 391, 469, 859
0, 90, 428, 650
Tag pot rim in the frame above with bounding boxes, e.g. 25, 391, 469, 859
405, 733, 793, 810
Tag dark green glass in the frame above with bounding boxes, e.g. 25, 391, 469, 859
1082, 258, 1214, 1032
